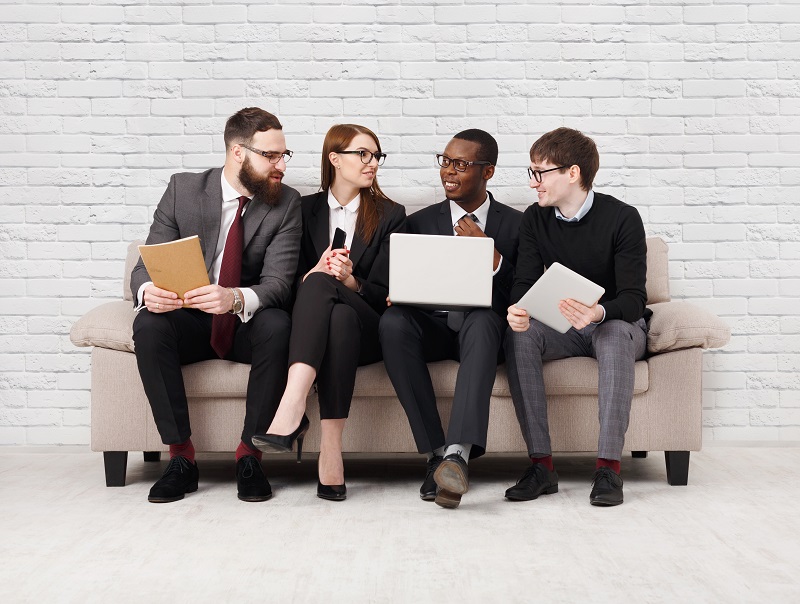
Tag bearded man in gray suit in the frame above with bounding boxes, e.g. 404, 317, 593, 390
130, 108, 301, 504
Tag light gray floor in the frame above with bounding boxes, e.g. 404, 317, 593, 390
1, 447, 798, 603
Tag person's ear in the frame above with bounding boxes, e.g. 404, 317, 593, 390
230, 143, 245, 165
483, 165, 495, 181
329, 152, 339, 170
568, 165, 581, 185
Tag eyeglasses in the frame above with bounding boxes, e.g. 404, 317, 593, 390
241, 144, 293, 164
528, 166, 568, 183
336, 150, 387, 166
436, 154, 492, 172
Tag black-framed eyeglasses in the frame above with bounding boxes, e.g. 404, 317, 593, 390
436, 154, 492, 172
241, 144, 293, 164
336, 150, 387, 166
528, 166, 568, 183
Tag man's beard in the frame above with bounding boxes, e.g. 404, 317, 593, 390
238, 156, 283, 206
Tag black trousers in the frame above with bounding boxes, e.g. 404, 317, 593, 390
288, 273, 382, 419
132, 307, 291, 445
379, 306, 505, 459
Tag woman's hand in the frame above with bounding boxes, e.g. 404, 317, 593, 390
328, 247, 359, 291
303, 245, 335, 281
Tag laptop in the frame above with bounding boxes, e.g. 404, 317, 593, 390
389, 233, 494, 311
515, 262, 605, 333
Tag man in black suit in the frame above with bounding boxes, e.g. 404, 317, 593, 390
130, 108, 301, 503
379, 129, 522, 509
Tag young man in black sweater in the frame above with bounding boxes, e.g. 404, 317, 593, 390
503, 127, 649, 507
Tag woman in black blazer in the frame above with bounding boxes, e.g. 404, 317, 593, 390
252, 124, 406, 500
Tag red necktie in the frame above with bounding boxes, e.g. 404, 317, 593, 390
210, 196, 248, 358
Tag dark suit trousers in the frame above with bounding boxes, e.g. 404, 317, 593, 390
132, 307, 291, 445
379, 306, 505, 459
288, 273, 382, 419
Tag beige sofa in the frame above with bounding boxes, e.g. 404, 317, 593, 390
70, 237, 730, 487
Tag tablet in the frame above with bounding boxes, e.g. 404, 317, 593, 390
515, 263, 605, 333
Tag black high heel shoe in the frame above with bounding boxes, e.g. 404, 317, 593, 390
317, 481, 347, 501
251, 414, 310, 463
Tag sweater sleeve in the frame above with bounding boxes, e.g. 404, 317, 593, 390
509, 208, 545, 305
601, 205, 648, 322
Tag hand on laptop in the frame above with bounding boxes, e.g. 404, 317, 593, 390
558, 298, 602, 330
507, 305, 530, 332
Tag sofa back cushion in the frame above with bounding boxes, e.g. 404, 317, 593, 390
645, 237, 670, 304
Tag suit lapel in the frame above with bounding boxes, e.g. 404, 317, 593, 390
243, 196, 271, 248
200, 168, 223, 271
437, 200, 453, 236
349, 229, 368, 268
483, 191, 503, 240
309, 191, 330, 258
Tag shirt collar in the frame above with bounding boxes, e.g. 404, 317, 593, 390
449, 193, 490, 230
220, 170, 251, 204
327, 189, 360, 214
555, 189, 594, 223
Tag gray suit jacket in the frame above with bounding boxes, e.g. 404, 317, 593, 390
130, 167, 302, 312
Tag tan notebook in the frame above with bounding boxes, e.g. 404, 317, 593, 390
138, 235, 210, 298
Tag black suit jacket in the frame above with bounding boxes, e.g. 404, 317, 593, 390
131, 167, 302, 311
296, 191, 407, 314
406, 192, 523, 318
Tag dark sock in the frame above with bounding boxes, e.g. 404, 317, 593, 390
169, 439, 195, 464
236, 440, 263, 462
530, 455, 554, 472
596, 458, 620, 474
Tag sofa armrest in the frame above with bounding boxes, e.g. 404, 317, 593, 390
646, 301, 731, 354
70, 301, 136, 353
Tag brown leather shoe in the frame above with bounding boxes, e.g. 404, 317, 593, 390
434, 487, 462, 509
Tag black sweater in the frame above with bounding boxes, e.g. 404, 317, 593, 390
510, 192, 648, 323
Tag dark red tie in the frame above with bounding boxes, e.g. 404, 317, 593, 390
210, 195, 248, 359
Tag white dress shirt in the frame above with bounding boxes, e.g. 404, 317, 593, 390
449, 194, 502, 275
327, 189, 360, 249
135, 170, 261, 323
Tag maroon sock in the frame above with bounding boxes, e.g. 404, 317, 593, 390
236, 440, 263, 462
596, 458, 620, 474
530, 455, 554, 472
169, 439, 195, 464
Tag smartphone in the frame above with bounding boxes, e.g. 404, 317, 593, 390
332, 227, 346, 250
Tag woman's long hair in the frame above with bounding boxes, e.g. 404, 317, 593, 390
320, 124, 393, 244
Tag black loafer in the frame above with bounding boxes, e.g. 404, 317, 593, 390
433, 453, 469, 495
317, 481, 347, 501
420, 455, 443, 501
590, 467, 624, 507
236, 455, 272, 502
505, 463, 559, 501
148, 456, 199, 503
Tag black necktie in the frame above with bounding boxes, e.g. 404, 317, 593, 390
447, 214, 479, 332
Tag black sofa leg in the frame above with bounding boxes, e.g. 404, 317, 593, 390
143, 451, 161, 462
632, 451, 648, 458
665, 451, 690, 486
103, 451, 128, 487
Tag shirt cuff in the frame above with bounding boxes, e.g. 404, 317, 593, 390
134, 282, 151, 312
239, 287, 261, 323
591, 305, 606, 325
492, 255, 503, 277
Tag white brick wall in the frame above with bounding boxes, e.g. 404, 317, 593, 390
1, 1, 798, 445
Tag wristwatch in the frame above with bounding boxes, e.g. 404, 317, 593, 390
228, 288, 243, 314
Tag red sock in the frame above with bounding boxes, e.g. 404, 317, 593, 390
596, 458, 620, 474
530, 455, 554, 472
169, 439, 195, 464
236, 440, 263, 462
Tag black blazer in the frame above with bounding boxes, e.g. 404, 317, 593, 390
296, 191, 407, 314
406, 192, 523, 318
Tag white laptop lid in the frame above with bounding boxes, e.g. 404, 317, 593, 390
515, 262, 605, 334
389, 233, 494, 311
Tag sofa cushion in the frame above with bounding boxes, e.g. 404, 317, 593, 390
645, 237, 670, 304
646, 301, 731, 353
70, 301, 136, 353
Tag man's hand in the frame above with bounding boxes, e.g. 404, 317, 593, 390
507, 304, 530, 332
559, 298, 603, 330
143, 284, 182, 314
184, 285, 234, 315
454, 215, 501, 270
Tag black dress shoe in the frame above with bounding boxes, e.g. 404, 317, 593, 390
317, 481, 347, 501
236, 455, 272, 502
590, 467, 624, 507
251, 414, 310, 462
434, 487, 462, 509
148, 456, 199, 503
505, 463, 559, 501
433, 453, 469, 495
420, 455, 443, 501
